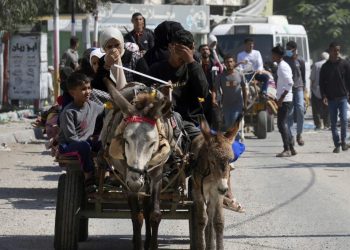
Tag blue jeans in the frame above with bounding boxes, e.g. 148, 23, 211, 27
328, 97, 348, 147
59, 140, 101, 173
223, 108, 242, 131
288, 88, 304, 135
254, 73, 269, 94
245, 73, 269, 94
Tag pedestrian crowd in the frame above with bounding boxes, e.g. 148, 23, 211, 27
36, 12, 350, 213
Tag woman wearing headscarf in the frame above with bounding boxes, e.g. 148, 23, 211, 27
89, 48, 105, 74
208, 34, 224, 73
92, 27, 127, 92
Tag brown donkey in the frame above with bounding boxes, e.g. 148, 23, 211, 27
191, 116, 241, 250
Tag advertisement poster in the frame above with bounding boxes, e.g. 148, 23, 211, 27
9, 34, 41, 100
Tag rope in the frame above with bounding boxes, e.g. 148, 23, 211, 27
160, 153, 189, 193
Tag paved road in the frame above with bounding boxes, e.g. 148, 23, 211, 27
1, 122, 350, 250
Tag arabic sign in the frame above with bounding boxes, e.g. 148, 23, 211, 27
9, 34, 41, 99
98, 4, 210, 34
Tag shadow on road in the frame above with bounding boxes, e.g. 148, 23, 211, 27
251, 162, 350, 170
31, 166, 62, 173
224, 233, 350, 239
0, 235, 189, 250
0, 187, 57, 210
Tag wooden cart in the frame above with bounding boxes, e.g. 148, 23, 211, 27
53, 155, 197, 250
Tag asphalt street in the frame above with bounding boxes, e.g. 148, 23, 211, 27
0, 120, 350, 250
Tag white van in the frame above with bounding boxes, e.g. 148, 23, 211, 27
211, 15, 311, 90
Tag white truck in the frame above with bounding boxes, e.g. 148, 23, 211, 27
211, 15, 311, 91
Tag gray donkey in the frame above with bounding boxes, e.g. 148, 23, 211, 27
191, 116, 241, 250
102, 79, 172, 250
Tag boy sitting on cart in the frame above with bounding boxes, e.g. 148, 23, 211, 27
58, 72, 104, 193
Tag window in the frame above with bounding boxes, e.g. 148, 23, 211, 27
217, 34, 273, 63
275, 36, 281, 46
296, 37, 304, 59
302, 37, 309, 61
282, 36, 289, 47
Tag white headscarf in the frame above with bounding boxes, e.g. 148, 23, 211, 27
99, 27, 125, 56
208, 34, 218, 48
89, 48, 105, 66
99, 27, 127, 90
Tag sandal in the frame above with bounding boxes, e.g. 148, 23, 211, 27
223, 197, 245, 213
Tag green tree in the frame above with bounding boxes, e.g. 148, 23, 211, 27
0, 1, 40, 31
274, 0, 350, 58
0, 0, 109, 32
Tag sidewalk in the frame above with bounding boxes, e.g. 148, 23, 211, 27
0, 109, 42, 146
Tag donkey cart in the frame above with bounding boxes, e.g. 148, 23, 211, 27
53, 154, 197, 250
243, 70, 277, 139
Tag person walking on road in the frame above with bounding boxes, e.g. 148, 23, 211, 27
310, 52, 330, 130
212, 55, 247, 131
320, 42, 350, 153
272, 45, 296, 157
284, 40, 306, 147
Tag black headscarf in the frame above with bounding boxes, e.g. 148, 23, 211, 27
135, 21, 184, 80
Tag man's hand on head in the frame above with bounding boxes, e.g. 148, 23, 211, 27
175, 44, 195, 64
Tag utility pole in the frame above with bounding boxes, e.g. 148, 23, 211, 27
53, 0, 60, 100
1, 32, 9, 107
71, 0, 76, 36
92, 0, 99, 47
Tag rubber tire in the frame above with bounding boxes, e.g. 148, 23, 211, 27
267, 114, 274, 132
55, 170, 84, 250
54, 174, 66, 249
78, 187, 88, 242
256, 110, 267, 139
78, 218, 89, 242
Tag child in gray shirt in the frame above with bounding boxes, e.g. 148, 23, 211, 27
58, 72, 104, 192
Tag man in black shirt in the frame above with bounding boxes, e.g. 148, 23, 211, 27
198, 44, 222, 128
284, 41, 306, 146
320, 42, 350, 153
124, 12, 155, 54
147, 29, 209, 140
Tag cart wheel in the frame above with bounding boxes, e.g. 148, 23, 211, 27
78, 187, 88, 242
78, 218, 89, 242
267, 113, 274, 132
256, 110, 267, 139
55, 170, 84, 250
54, 173, 66, 249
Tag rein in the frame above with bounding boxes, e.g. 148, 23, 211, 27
112, 116, 170, 179
124, 115, 157, 126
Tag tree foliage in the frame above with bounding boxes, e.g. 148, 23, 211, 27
0, 0, 39, 31
274, 0, 350, 56
0, 0, 110, 32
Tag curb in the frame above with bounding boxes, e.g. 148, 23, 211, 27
0, 109, 34, 123
0, 128, 40, 144
0, 109, 41, 144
